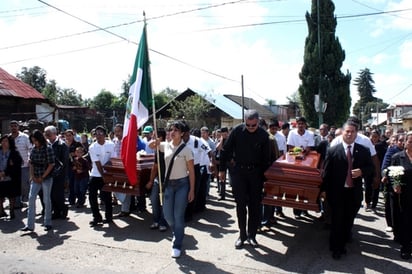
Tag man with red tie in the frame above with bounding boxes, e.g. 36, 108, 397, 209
320, 121, 375, 259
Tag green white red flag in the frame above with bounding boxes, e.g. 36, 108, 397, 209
121, 23, 152, 185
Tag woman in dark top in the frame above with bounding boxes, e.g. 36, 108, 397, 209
389, 131, 412, 260
21, 130, 55, 232
0, 135, 23, 219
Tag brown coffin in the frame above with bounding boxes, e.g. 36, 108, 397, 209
102, 156, 154, 195
263, 151, 322, 211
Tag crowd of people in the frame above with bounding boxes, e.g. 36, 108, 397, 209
0, 112, 411, 261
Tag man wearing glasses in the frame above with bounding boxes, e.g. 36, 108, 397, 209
218, 109, 271, 249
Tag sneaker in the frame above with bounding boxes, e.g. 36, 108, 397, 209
171, 248, 181, 258
385, 226, 393, 232
159, 225, 167, 232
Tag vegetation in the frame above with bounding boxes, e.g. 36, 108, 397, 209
352, 68, 388, 126
298, 0, 351, 127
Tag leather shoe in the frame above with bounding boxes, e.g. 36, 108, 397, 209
21, 226, 34, 232
89, 219, 103, 227
332, 251, 342, 260
401, 252, 411, 260
116, 212, 130, 218
235, 238, 244, 249
44, 225, 52, 231
247, 237, 259, 248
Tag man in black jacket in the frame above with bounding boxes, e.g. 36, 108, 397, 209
320, 121, 374, 259
218, 109, 271, 249
44, 125, 69, 220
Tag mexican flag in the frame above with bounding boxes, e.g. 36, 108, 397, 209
121, 23, 152, 185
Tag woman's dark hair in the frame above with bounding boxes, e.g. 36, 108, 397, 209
171, 121, 190, 133
30, 129, 48, 147
157, 128, 167, 141
0, 135, 17, 151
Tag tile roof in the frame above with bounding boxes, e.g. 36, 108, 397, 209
224, 94, 275, 119
0, 67, 46, 99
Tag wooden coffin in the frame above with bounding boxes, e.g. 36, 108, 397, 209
262, 151, 322, 211
102, 155, 154, 195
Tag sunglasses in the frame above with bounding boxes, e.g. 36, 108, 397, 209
245, 123, 257, 128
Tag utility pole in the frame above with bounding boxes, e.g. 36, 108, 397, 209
316, 0, 324, 127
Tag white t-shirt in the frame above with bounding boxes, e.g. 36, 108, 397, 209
274, 132, 287, 152
185, 135, 210, 165
160, 141, 194, 180
13, 131, 32, 167
330, 133, 376, 156
287, 129, 315, 149
89, 140, 115, 177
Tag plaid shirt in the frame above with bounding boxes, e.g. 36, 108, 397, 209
29, 144, 55, 178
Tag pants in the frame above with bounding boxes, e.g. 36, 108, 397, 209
88, 176, 112, 221
163, 177, 189, 250
329, 188, 361, 253
150, 179, 167, 226
26, 178, 53, 229
231, 166, 264, 240
51, 174, 67, 217
74, 176, 89, 206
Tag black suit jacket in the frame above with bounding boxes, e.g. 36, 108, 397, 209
321, 142, 375, 206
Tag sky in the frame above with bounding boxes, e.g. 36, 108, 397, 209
1, 0, 411, 108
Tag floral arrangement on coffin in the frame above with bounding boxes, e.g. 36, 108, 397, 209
288, 147, 304, 160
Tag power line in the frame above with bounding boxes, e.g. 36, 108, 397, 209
384, 83, 412, 102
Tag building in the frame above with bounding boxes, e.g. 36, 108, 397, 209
0, 67, 54, 134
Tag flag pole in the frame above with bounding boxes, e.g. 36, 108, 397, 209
143, 12, 164, 206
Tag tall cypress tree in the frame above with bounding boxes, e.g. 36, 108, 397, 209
298, 0, 351, 128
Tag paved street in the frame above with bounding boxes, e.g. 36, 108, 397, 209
0, 181, 411, 274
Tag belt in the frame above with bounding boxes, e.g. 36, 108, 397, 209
237, 164, 260, 170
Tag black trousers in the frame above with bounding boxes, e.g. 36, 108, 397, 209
88, 176, 112, 221
231, 166, 264, 240
329, 188, 361, 253
51, 175, 67, 217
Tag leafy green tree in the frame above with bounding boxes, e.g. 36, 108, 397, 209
352, 68, 388, 125
298, 0, 351, 127
57, 88, 83, 106
154, 87, 179, 110
89, 89, 115, 116
169, 94, 214, 126
16, 66, 47, 93
42, 79, 59, 103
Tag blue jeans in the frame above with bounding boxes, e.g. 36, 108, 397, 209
150, 179, 167, 226
74, 176, 89, 206
27, 178, 53, 229
163, 177, 189, 250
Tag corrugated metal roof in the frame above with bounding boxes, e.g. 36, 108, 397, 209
0, 67, 46, 99
191, 89, 243, 119
224, 94, 275, 119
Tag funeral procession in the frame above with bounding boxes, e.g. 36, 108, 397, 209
1, 1, 412, 273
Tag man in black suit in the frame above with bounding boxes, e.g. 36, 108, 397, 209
320, 121, 374, 259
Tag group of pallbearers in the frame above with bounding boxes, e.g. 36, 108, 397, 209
217, 110, 411, 261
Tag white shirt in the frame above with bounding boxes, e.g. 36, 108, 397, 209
287, 129, 315, 149
185, 135, 210, 165
331, 133, 376, 156
274, 132, 287, 152
89, 140, 115, 177
12, 131, 32, 167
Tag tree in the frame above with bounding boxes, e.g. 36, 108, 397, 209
169, 94, 214, 126
42, 79, 59, 102
298, 0, 351, 127
89, 89, 116, 115
352, 68, 388, 125
154, 87, 179, 110
57, 88, 84, 106
16, 66, 47, 93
